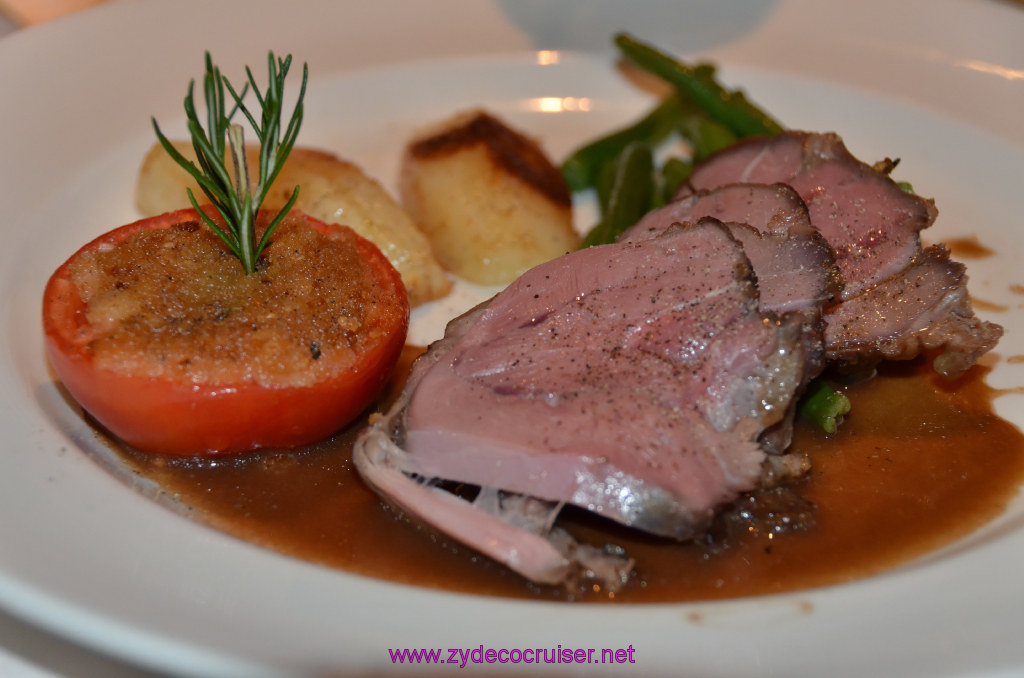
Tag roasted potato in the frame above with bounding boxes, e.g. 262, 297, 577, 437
399, 110, 579, 286
136, 142, 452, 307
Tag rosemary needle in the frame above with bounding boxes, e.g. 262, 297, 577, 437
152, 51, 309, 274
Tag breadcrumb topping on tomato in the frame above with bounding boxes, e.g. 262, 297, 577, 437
67, 213, 398, 387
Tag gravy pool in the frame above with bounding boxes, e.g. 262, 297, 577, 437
110, 354, 1024, 602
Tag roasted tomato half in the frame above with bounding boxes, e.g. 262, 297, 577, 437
42, 207, 410, 457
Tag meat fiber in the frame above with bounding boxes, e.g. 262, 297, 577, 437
679, 131, 1001, 377
354, 222, 810, 589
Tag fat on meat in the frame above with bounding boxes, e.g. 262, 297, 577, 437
679, 131, 1001, 377
354, 221, 810, 589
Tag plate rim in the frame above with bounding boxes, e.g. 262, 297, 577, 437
2, 1, 1024, 676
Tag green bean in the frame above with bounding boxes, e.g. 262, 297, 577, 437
582, 141, 655, 247
594, 157, 618, 214
798, 380, 851, 434
561, 94, 682, 192
658, 156, 692, 204
568, 36, 853, 431
677, 109, 738, 162
614, 32, 784, 139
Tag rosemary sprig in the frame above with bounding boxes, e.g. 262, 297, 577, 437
152, 51, 309, 274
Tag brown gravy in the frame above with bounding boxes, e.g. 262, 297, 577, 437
112, 353, 1024, 603
945, 236, 996, 260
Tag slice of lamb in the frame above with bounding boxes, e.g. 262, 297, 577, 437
680, 131, 1000, 377
718, 221, 830, 455
622, 183, 840, 454
723, 222, 833, 317
354, 221, 809, 588
623, 182, 813, 243
624, 183, 842, 316
824, 244, 1003, 378
680, 131, 936, 300
357, 306, 622, 588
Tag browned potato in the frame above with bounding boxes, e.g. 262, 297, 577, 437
136, 142, 452, 307
399, 110, 579, 286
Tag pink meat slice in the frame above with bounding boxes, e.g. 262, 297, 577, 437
679, 131, 937, 300
623, 182, 842, 316
354, 221, 809, 587
621, 183, 840, 453
824, 244, 1003, 378
678, 131, 1000, 377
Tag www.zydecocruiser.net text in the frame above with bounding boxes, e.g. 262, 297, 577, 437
389, 645, 637, 668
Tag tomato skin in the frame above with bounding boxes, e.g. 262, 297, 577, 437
43, 208, 409, 457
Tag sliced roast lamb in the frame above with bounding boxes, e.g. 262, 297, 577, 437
354, 221, 811, 589
622, 183, 843, 452
824, 244, 1004, 376
623, 182, 841, 319
677, 131, 1001, 377
678, 131, 935, 299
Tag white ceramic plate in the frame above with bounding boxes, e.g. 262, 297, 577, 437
2, 1, 1023, 676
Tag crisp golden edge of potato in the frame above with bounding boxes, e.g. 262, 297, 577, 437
399, 109, 580, 286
